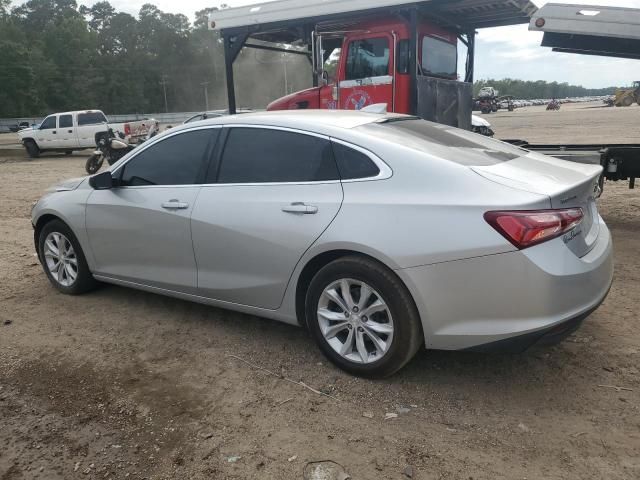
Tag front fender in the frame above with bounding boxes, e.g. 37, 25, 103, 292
32, 188, 96, 270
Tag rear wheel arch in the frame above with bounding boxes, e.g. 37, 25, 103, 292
295, 249, 418, 329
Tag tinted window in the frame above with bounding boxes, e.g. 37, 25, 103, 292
40, 116, 56, 130
217, 128, 338, 184
421, 36, 457, 77
78, 112, 107, 126
345, 38, 389, 80
121, 129, 215, 186
59, 114, 73, 128
332, 142, 380, 180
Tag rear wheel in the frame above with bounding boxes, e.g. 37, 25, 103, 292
24, 140, 40, 158
305, 256, 423, 378
38, 220, 97, 295
85, 154, 103, 174
622, 96, 633, 107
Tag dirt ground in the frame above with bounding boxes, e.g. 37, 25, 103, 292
1, 103, 639, 479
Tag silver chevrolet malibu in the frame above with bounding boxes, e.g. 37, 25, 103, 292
32, 111, 613, 377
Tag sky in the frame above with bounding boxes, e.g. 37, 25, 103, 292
85, 0, 639, 88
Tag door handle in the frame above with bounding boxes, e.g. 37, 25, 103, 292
52, 130, 57, 134
161, 200, 189, 210
281, 202, 318, 214
68, 130, 73, 133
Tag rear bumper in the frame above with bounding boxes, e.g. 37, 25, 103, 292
397, 216, 613, 351
463, 297, 606, 353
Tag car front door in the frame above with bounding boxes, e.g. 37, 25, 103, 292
339, 35, 394, 111
37, 115, 58, 149
85, 127, 219, 293
191, 126, 344, 310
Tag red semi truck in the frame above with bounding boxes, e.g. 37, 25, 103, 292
210, 0, 537, 130
265, 16, 458, 115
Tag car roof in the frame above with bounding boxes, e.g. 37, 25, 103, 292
176, 110, 409, 135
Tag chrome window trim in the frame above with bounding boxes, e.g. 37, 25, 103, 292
110, 125, 223, 189
330, 137, 393, 183
199, 124, 392, 187
108, 123, 391, 189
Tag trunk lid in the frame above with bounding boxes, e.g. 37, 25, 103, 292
472, 151, 603, 257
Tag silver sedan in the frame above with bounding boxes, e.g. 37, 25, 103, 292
32, 111, 613, 377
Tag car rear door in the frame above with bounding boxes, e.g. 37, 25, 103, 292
85, 127, 219, 293
57, 114, 78, 149
191, 126, 344, 310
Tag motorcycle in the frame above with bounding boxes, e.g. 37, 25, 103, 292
85, 129, 138, 174
546, 100, 561, 111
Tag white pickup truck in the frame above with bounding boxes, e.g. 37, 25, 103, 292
18, 110, 154, 158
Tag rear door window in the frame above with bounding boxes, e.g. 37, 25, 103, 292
216, 128, 339, 184
121, 129, 217, 186
59, 114, 73, 128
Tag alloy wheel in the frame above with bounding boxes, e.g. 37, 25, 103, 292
317, 278, 394, 364
43, 232, 78, 287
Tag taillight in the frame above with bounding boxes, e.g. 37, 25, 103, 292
124, 123, 131, 136
484, 208, 583, 249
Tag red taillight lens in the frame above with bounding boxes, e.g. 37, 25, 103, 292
124, 123, 131, 136
484, 208, 584, 249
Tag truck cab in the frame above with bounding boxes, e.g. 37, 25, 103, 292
267, 16, 458, 114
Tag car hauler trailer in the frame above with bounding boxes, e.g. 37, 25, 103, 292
209, 0, 537, 130
520, 3, 640, 190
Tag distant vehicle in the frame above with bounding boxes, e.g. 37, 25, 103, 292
471, 115, 494, 137
7, 121, 32, 133
18, 110, 154, 158
614, 81, 640, 107
32, 111, 613, 377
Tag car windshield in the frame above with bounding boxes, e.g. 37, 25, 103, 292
361, 118, 528, 166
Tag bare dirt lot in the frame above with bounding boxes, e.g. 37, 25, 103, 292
1, 103, 639, 479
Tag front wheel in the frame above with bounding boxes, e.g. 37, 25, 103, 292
24, 140, 40, 158
38, 220, 97, 295
305, 256, 423, 378
85, 154, 104, 174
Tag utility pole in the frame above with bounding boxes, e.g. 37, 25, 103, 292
201, 81, 210, 111
160, 75, 169, 113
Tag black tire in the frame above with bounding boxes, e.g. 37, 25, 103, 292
305, 256, 423, 378
85, 154, 103, 174
481, 107, 490, 114
24, 140, 40, 158
38, 219, 97, 295
622, 96, 633, 107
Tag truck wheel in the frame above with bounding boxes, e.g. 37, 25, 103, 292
622, 96, 633, 107
85, 154, 103, 175
24, 140, 40, 158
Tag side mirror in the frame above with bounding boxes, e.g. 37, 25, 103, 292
89, 171, 115, 190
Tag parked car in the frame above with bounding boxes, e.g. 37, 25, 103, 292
18, 110, 154, 158
31, 111, 613, 377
